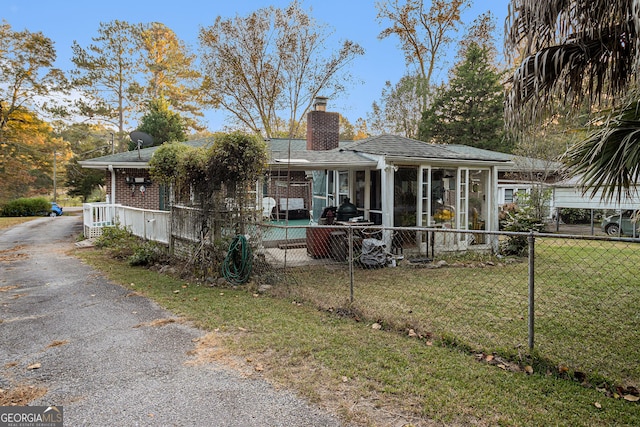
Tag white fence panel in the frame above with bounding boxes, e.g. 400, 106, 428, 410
83, 203, 170, 244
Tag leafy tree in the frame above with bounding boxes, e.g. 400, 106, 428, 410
0, 22, 67, 143
505, 0, 639, 200
208, 132, 268, 186
199, 1, 364, 139
70, 20, 143, 151
419, 42, 508, 151
149, 141, 189, 186
132, 97, 187, 149
339, 115, 355, 140
354, 118, 371, 140
0, 108, 69, 202
58, 122, 111, 202
64, 158, 105, 202
376, 0, 471, 109
136, 22, 203, 132
56, 122, 113, 154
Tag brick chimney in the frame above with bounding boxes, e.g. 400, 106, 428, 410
306, 96, 339, 151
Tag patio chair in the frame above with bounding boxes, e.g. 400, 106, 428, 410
262, 197, 277, 220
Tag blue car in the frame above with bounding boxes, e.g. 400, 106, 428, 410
49, 202, 63, 217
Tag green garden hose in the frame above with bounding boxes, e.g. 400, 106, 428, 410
222, 235, 253, 285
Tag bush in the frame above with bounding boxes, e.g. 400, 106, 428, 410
95, 225, 168, 266
128, 241, 167, 266
500, 193, 547, 256
1, 197, 51, 217
94, 225, 140, 259
557, 208, 603, 224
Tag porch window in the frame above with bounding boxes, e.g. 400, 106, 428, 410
327, 170, 335, 206
312, 170, 328, 221
338, 171, 349, 204
431, 169, 456, 227
420, 167, 430, 226
504, 189, 514, 203
369, 170, 382, 224
469, 169, 489, 243
394, 167, 418, 226
355, 170, 366, 217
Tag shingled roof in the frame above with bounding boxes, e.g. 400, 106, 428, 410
80, 134, 512, 170
341, 134, 511, 163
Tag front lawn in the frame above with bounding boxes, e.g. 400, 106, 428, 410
78, 240, 640, 426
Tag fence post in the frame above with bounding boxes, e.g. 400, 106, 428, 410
528, 231, 535, 350
348, 226, 354, 304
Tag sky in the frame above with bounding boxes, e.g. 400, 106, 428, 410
2, 0, 511, 132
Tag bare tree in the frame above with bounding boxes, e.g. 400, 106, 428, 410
376, 0, 471, 92
198, 1, 364, 139
367, 75, 426, 137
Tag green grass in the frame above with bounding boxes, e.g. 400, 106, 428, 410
281, 238, 640, 390
77, 246, 640, 427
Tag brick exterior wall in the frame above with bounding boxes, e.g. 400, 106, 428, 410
306, 110, 339, 151
106, 168, 160, 210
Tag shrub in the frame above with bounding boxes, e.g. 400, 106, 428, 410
500, 192, 547, 256
1, 197, 51, 217
94, 225, 168, 266
94, 225, 140, 259
128, 241, 168, 266
557, 208, 603, 224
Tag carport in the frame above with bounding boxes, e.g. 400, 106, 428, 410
552, 176, 640, 234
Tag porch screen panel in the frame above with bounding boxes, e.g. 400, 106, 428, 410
312, 170, 328, 221
421, 167, 430, 226
369, 170, 382, 225
459, 169, 468, 233
338, 171, 349, 204
394, 167, 418, 227
355, 170, 366, 217
470, 170, 489, 237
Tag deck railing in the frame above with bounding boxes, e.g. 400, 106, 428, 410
83, 203, 170, 244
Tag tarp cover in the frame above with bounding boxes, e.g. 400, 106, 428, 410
360, 238, 389, 267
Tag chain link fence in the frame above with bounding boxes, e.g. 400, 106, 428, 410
252, 222, 639, 390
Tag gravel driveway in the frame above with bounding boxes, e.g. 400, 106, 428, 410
0, 214, 343, 426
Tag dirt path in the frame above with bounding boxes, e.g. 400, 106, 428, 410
0, 215, 343, 426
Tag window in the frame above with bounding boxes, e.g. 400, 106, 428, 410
504, 189, 514, 203
370, 170, 381, 210
338, 171, 349, 204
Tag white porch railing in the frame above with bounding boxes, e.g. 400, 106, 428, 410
83, 203, 171, 244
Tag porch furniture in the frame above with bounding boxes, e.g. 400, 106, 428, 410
262, 197, 277, 220
277, 197, 310, 220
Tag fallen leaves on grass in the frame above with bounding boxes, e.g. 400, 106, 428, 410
475, 353, 522, 372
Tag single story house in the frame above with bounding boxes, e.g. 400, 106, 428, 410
81, 99, 535, 253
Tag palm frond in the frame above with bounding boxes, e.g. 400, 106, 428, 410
505, 0, 637, 130
562, 100, 640, 201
